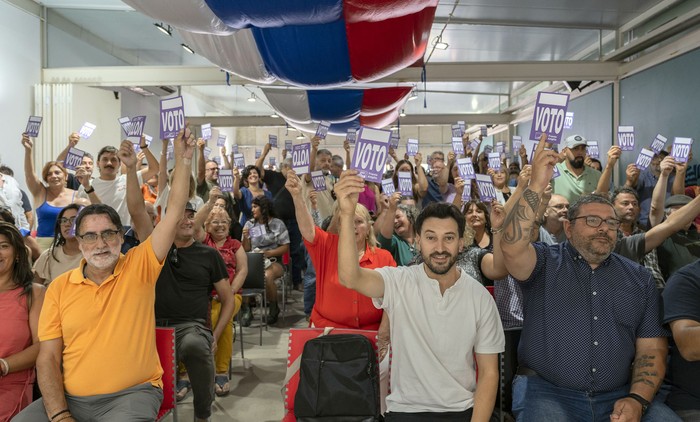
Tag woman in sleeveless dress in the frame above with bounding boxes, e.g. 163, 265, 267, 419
0, 222, 46, 420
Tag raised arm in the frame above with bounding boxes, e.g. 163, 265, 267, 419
672, 160, 688, 195
149, 126, 195, 261
256, 143, 270, 179
55, 132, 79, 163
500, 134, 555, 281
648, 156, 674, 227
378, 192, 401, 239
285, 171, 316, 243
304, 136, 322, 183
232, 167, 242, 200
480, 201, 508, 280
595, 146, 620, 194
413, 153, 428, 195
138, 136, 160, 182
221, 146, 231, 170
120, 141, 154, 241
336, 170, 385, 298
192, 187, 221, 242
644, 192, 700, 251
344, 140, 352, 168
157, 139, 169, 194
21, 134, 44, 198
196, 138, 206, 185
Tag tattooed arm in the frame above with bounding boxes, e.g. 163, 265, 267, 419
500, 134, 556, 281
610, 337, 667, 421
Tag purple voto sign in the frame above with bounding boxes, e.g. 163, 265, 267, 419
529, 92, 570, 144
351, 127, 391, 183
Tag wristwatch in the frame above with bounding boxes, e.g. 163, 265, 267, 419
85, 185, 95, 194
626, 393, 650, 415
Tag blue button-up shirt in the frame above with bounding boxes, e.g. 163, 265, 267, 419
517, 241, 669, 392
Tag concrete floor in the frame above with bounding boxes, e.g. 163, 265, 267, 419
165, 290, 308, 422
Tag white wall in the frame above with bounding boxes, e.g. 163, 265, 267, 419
0, 1, 41, 188
71, 85, 122, 158
47, 24, 127, 67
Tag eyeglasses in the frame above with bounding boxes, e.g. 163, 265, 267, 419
570, 215, 621, 230
209, 220, 229, 226
59, 216, 77, 225
76, 229, 120, 244
206, 167, 219, 172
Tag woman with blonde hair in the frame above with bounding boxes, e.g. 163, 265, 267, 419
22, 134, 95, 250
286, 171, 395, 330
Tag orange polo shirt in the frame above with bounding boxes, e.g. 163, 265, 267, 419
38, 237, 165, 396
305, 226, 396, 330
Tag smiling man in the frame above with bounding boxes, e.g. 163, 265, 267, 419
78, 137, 159, 228
500, 138, 679, 422
14, 127, 194, 422
336, 170, 504, 421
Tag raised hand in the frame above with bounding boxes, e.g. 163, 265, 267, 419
607, 146, 622, 166
414, 152, 423, 167
284, 170, 303, 196
490, 200, 506, 230
263, 142, 271, 156
517, 165, 532, 189
311, 135, 321, 149
68, 132, 80, 148
625, 163, 640, 183
220, 145, 227, 156
334, 170, 364, 215
308, 190, 318, 208
21, 133, 33, 150
209, 186, 223, 203
75, 165, 90, 187
660, 156, 675, 176
343, 140, 350, 152
530, 133, 556, 191
454, 176, 465, 194
196, 138, 206, 150
118, 140, 137, 168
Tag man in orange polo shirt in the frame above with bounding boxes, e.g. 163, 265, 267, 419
14, 128, 194, 422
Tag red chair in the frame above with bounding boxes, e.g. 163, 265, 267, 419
282, 328, 379, 421
156, 327, 177, 422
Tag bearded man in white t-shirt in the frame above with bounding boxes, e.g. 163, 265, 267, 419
337, 170, 505, 422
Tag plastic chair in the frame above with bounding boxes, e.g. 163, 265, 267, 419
239, 252, 267, 359
155, 327, 177, 422
282, 328, 379, 421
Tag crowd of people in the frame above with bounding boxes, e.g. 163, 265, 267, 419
0, 125, 699, 422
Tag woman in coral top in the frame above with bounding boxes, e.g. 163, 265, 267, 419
286, 172, 396, 330
0, 222, 45, 420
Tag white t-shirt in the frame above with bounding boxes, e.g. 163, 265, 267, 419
373, 265, 505, 413
78, 172, 143, 227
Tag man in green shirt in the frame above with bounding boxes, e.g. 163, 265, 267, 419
552, 134, 602, 203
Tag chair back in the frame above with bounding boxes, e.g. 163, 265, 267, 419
283, 328, 379, 420
244, 252, 266, 290
155, 327, 176, 421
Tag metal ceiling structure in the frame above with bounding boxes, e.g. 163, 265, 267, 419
19, 0, 700, 132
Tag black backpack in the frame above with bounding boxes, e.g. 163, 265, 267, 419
294, 334, 382, 422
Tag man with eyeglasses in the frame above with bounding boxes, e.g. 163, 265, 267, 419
500, 136, 680, 422
196, 138, 222, 203
14, 128, 195, 422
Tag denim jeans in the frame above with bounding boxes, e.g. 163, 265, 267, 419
302, 245, 316, 316
512, 374, 682, 422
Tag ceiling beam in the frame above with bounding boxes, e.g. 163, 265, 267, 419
186, 113, 513, 128
604, 5, 700, 61
432, 16, 616, 31
42, 61, 621, 86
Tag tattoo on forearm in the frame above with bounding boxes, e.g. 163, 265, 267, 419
631, 354, 661, 390
502, 188, 541, 245
523, 189, 541, 213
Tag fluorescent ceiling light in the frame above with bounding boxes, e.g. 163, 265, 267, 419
247, 93, 256, 102
154, 22, 172, 36
181, 44, 195, 54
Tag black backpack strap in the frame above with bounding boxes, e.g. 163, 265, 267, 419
281, 327, 334, 395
